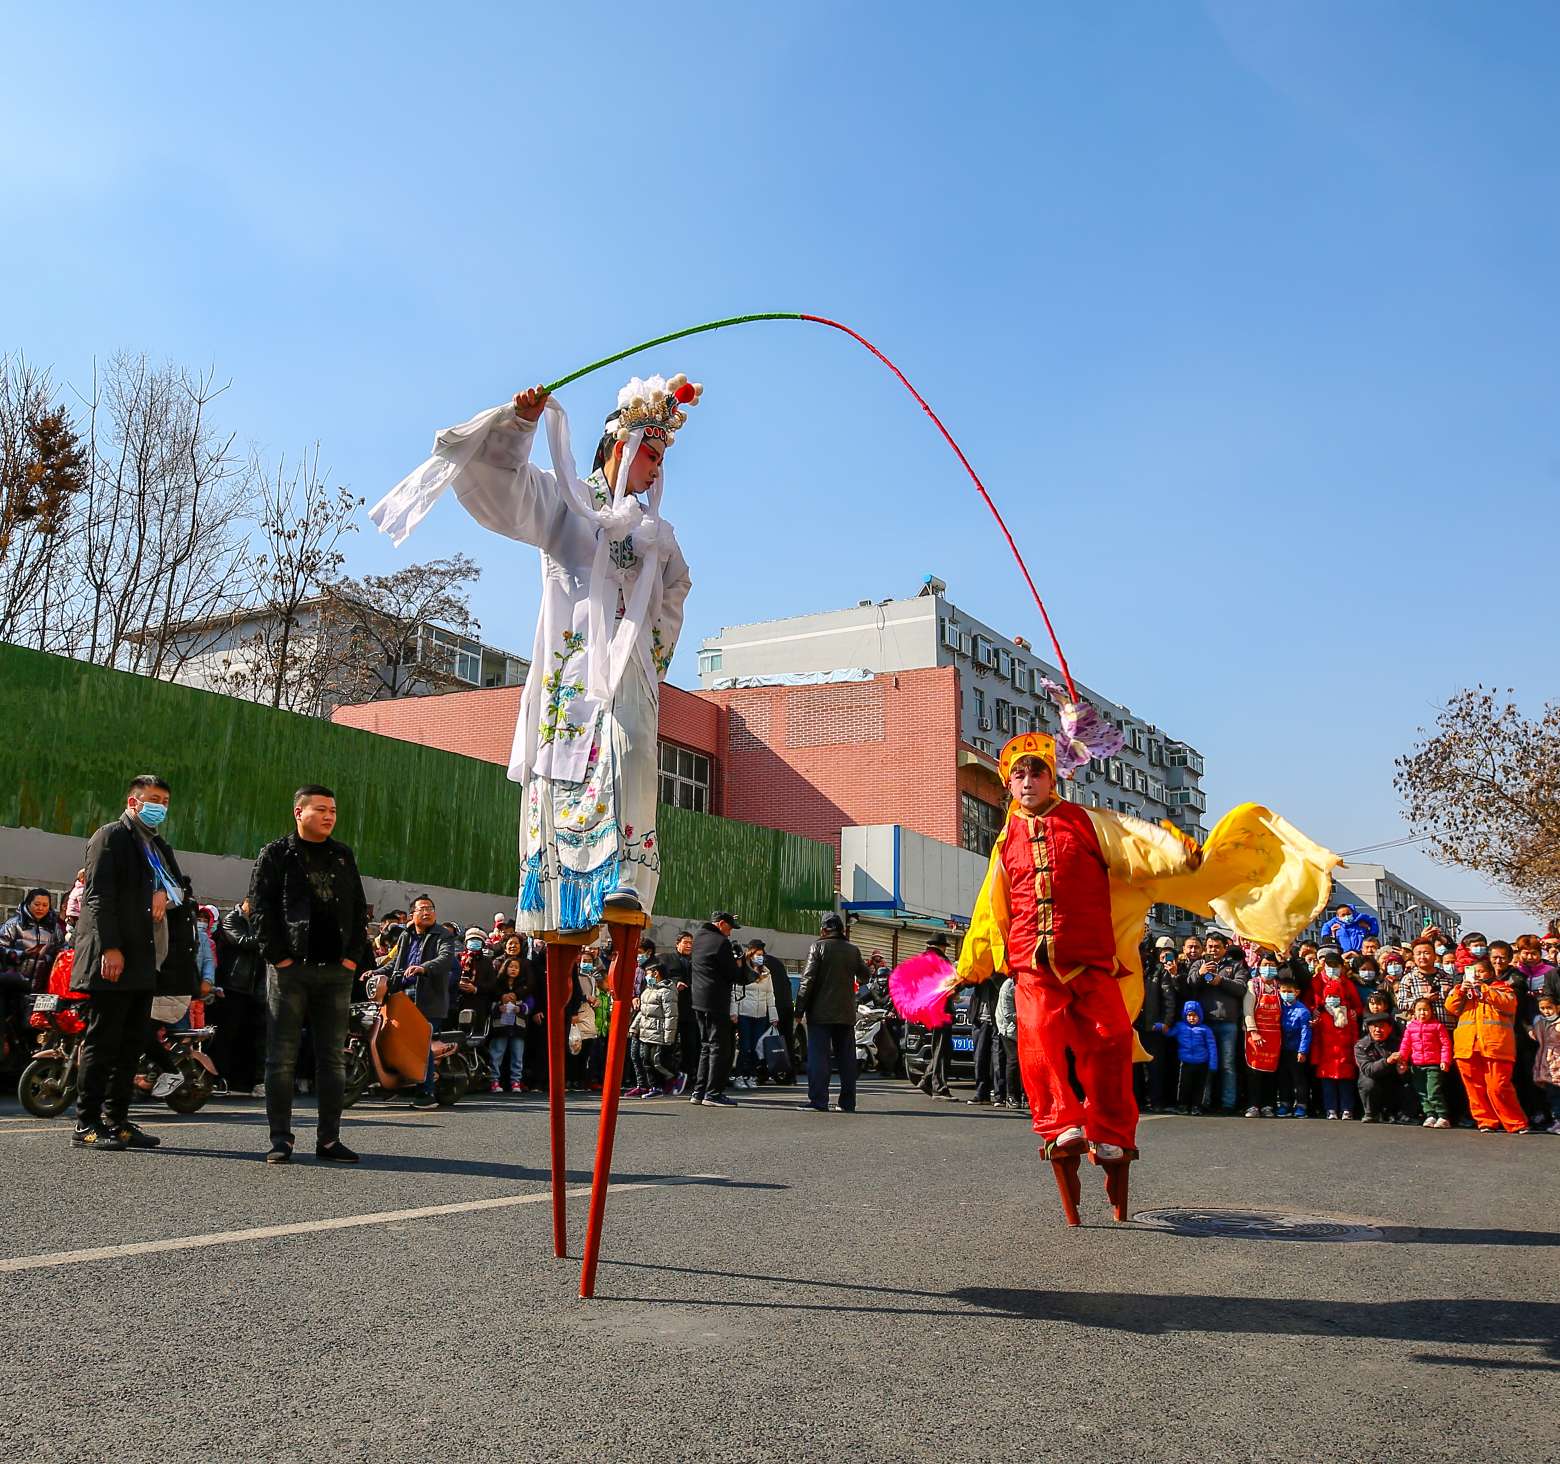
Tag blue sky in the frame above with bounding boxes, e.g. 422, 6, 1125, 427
7, 1, 1557, 928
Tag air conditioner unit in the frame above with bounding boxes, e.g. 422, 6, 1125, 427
978, 718, 992, 731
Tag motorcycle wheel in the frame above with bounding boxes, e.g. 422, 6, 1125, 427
164, 1058, 213, 1114
342, 1048, 370, 1109
18, 1056, 73, 1118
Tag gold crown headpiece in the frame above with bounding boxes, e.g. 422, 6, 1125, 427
609, 373, 703, 447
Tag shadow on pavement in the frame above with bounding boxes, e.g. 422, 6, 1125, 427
156, 1147, 788, 1192
595, 1261, 1560, 1364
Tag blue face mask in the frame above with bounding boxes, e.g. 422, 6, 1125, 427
466, 939, 483, 952
1280, 991, 1298, 1006
580, 962, 595, 975
1469, 945, 1488, 958
1259, 965, 1277, 979
136, 800, 168, 828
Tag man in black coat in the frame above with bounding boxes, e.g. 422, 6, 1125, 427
915, 933, 956, 1099
1136, 935, 1180, 1112
967, 973, 1003, 1106
250, 784, 373, 1162
689, 912, 742, 1107
795, 913, 869, 1113
70, 773, 198, 1151
374, 893, 457, 1111
212, 897, 267, 1094
660, 929, 698, 1091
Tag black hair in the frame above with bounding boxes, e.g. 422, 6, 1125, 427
129, 773, 170, 795
677, 929, 695, 942
746, 939, 768, 952
410, 893, 435, 909
294, 783, 335, 807
591, 419, 619, 474
639, 937, 657, 954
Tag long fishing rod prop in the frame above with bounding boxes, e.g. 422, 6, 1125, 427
542, 312, 1079, 702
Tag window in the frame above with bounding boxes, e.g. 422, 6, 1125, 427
995, 699, 1011, 732
941, 618, 961, 651
973, 687, 987, 723
423, 626, 481, 683
972, 736, 992, 753
961, 792, 1004, 857
1012, 662, 1027, 691
658, 742, 711, 812
697, 650, 723, 675
1108, 759, 1123, 784
995, 647, 1012, 678
974, 636, 994, 668
959, 631, 973, 657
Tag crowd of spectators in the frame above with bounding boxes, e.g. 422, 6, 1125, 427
6, 858, 1558, 1144
1131, 910, 1560, 1134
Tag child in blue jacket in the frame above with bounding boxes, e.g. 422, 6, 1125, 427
1169, 999, 1219, 1114
1276, 974, 1313, 1117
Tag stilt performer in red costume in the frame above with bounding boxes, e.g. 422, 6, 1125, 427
916, 713, 1339, 1225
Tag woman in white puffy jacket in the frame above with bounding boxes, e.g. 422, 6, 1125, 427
627, 966, 680, 1095
731, 955, 780, 1088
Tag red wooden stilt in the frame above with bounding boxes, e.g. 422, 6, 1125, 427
544, 942, 576, 1258
1087, 1146, 1137, 1223
579, 920, 640, 1299
1050, 1156, 1082, 1226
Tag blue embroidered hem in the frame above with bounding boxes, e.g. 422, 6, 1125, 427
520, 851, 623, 933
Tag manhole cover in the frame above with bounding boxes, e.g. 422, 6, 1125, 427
1132, 1208, 1383, 1242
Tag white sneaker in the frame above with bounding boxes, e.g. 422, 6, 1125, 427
1434, 1118, 1452, 1129
1422, 1116, 1437, 1127
1244, 1106, 1260, 1118
250, 1084, 266, 1098
1260, 1107, 1275, 1118
1054, 1125, 1086, 1152
151, 1072, 185, 1100
1547, 1120, 1560, 1136
1092, 1142, 1125, 1162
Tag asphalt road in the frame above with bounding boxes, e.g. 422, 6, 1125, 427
0, 1076, 1556, 1464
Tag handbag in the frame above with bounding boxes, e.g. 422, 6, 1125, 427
375, 991, 433, 1083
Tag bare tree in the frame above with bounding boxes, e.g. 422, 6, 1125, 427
324, 554, 482, 701
211, 447, 361, 714
1395, 686, 1560, 919
72, 353, 250, 675
0, 354, 88, 651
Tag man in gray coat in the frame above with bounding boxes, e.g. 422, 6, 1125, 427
794, 913, 868, 1113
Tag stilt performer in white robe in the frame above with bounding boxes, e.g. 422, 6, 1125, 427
370, 372, 699, 1295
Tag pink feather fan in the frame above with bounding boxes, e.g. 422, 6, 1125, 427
889, 950, 959, 1028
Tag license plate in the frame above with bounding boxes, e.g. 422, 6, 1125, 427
32, 993, 59, 1012
951, 1035, 973, 1052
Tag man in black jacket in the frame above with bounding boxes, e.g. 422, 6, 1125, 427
250, 784, 372, 1163
1136, 936, 1180, 1112
967, 974, 1003, 1106
70, 773, 197, 1151
795, 913, 869, 1113
374, 894, 457, 1110
660, 929, 698, 1091
690, 912, 742, 1107
212, 897, 266, 1094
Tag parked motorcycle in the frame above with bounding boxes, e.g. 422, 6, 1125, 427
18, 992, 216, 1117
342, 999, 469, 1108
854, 1003, 901, 1076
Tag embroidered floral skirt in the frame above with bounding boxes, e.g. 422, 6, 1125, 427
518, 661, 660, 934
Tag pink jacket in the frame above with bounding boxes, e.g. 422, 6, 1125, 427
1398, 1017, 1452, 1068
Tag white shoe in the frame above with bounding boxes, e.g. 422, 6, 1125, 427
1260, 1107, 1275, 1118
151, 1072, 185, 1100
1092, 1142, 1125, 1162
1244, 1106, 1260, 1118
1422, 1116, 1437, 1127
250, 1084, 266, 1098
1054, 1125, 1086, 1153
1434, 1118, 1452, 1129
1546, 1120, 1560, 1135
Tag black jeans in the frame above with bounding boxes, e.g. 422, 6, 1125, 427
1277, 1049, 1308, 1109
972, 1021, 998, 1100
1177, 1061, 1208, 1108
692, 1010, 734, 1099
78, 986, 154, 1128
805, 1022, 857, 1111
265, 963, 352, 1147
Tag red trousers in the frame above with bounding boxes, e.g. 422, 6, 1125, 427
1456, 1053, 1527, 1132
1013, 962, 1137, 1150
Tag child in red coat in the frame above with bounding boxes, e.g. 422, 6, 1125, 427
1311, 959, 1360, 1119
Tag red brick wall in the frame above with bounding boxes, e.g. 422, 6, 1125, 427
332, 682, 724, 810
699, 667, 962, 853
